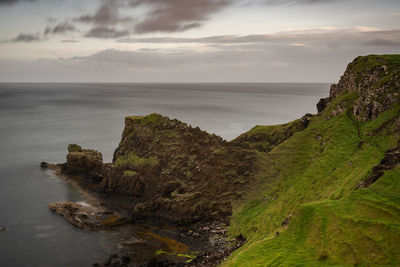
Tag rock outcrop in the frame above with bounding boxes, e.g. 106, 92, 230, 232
48, 201, 125, 231
55, 114, 256, 224
358, 145, 400, 188
232, 113, 313, 152
317, 55, 400, 120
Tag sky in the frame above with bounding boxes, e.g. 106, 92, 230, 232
0, 0, 399, 82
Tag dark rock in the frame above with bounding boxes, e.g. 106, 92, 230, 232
317, 97, 330, 113
358, 146, 400, 188
146, 258, 157, 267
121, 256, 130, 264
65, 147, 104, 179
300, 114, 313, 128
0, 226, 7, 232
40, 162, 49, 168
111, 259, 121, 267
281, 216, 291, 226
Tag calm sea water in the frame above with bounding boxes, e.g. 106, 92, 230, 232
0, 83, 329, 266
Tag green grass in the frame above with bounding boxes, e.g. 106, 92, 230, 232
223, 94, 400, 266
123, 170, 137, 177
232, 118, 308, 152
125, 113, 166, 127
114, 151, 159, 168
68, 144, 82, 153
349, 54, 400, 85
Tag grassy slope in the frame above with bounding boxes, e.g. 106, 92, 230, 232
223, 73, 400, 265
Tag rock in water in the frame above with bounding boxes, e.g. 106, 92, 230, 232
48, 201, 125, 231
40, 162, 49, 168
0, 226, 7, 232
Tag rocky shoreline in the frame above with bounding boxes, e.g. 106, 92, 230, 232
43, 159, 245, 267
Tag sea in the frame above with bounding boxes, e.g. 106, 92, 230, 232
0, 83, 329, 266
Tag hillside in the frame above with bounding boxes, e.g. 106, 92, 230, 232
224, 55, 400, 266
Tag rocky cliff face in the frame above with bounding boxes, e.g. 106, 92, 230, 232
318, 55, 400, 121
60, 114, 256, 224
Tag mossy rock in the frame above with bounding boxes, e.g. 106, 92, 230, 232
68, 144, 82, 153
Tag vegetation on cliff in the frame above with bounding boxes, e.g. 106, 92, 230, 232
223, 54, 400, 266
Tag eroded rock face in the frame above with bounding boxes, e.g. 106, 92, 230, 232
57, 114, 256, 224
358, 145, 400, 188
107, 114, 256, 223
318, 55, 400, 121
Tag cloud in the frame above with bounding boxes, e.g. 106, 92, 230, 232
129, 0, 229, 34
117, 28, 400, 48
11, 33, 41, 42
75, 0, 131, 25
0, 0, 35, 5
74, 0, 229, 36
1, 36, 398, 83
264, 0, 340, 4
44, 22, 78, 35
61, 39, 79, 43
85, 26, 129, 38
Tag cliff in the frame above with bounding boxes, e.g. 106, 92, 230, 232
59, 114, 256, 224
318, 55, 400, 120
224, 54, 400, 266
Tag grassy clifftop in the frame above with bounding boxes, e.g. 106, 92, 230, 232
223, 55, 400, 266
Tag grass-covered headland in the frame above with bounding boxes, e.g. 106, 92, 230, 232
223, 55, 400, 266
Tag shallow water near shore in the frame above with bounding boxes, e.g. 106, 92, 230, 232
0, 83, 329, 266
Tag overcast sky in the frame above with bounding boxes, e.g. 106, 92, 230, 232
0, 0, 399, 82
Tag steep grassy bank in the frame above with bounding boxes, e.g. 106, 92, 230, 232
224, 55, 400, 266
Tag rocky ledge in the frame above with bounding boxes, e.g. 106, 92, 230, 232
48, 201, 126, 231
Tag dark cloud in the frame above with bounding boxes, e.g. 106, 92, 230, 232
256, 0, 341, 5
0, 0, 35, 5
75, 0, 131, 25
129, 0, 230, 33
44, 22, 78, 35
85, 26, 129, 38
11, 33, 41, 42
74, 0, 229, 36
